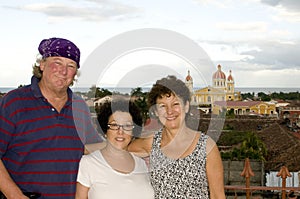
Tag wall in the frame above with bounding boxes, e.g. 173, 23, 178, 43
223, 160, 265, 186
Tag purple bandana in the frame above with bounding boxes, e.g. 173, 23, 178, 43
38, 37, 81, 68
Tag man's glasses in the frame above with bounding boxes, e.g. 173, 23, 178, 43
107, 123, 135, 131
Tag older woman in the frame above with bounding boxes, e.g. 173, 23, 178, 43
129, 75, 225, 199
76, 97, 154, 199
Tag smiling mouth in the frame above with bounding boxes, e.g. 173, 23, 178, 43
115, 137, 125, 141
56, 77, 67, 81
165, 115, 177, 120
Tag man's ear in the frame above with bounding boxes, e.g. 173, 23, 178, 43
39, 60, 45, 71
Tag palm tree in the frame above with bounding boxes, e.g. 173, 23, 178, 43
228, 133, 267, 161
239, 133, 267, 161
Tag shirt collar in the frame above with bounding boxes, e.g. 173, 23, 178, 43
30, 76, 74, 105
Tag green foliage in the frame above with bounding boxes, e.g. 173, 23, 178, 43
241, 91, 300, 101
220, 132, 267, 161
257, 92, 271, 101
86, 85, 112, 98
226, 109, 235, 119
223, 124, 234, 130
270, 91, 300, 100
241, 92, 255, 100
217, 130, 248, 146
130, 87, 149, 123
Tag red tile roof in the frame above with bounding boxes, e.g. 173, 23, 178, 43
214, 101, 261, 107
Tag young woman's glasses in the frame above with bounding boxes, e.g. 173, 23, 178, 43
107, 123, 135, 131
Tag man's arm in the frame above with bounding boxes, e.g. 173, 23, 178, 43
0, 160, 29, 199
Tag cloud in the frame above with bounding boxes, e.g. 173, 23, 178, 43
200, 39, 300, 74
216, 21, 268, 32
191, 0, 236, 8
4, 0, 140, 22
261, 0, 300, 12
243, 41, 300, 69
261, 0, 300, 22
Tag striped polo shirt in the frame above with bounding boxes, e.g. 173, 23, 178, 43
0, 76, 101, 199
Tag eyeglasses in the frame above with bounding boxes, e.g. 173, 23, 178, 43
107, 123, 135, 131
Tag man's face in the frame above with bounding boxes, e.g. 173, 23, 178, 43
40, 56, 77, 91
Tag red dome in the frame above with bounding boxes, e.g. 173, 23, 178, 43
186, 70, 193, 81
227, 70, 234, 81
213, 64, 226, 79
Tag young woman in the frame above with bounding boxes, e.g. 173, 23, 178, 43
75, 98, 154, 199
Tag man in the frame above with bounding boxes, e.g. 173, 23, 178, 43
0, 38, 101, 199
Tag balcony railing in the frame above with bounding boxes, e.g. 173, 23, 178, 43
224, 158, 300, 199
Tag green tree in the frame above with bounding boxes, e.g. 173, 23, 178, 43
226, 109, 235, 118
96, 88, 112, 98
270, 91, 300, 100
86, 85, 98, 98
131, 87, 149, 122
257, 92, 271, 101
221, 132, 267, 161
86, 85, 112, 98
241, 92, 255, 100
239, 133, 267, 161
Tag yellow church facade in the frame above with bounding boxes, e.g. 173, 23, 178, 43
212, 101, 276, 115
187, 64, 241, 107
185, 64, 276, 116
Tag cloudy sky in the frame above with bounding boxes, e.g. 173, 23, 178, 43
1, 0, 300, 89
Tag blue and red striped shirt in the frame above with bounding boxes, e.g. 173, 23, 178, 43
0, 76, 101, 199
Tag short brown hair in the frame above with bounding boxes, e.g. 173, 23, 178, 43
147, 75, 191, 114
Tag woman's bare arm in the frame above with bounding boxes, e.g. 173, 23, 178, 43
206, 144, 226, 199
128, 136, 154, 158
75, 182, 89, 199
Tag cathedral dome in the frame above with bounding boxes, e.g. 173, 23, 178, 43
213, 64, 226, 79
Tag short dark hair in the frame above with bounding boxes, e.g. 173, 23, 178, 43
147, 75, 191, 114
97, 98, 143, 138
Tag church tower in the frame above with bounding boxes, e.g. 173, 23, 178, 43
227, 70, 235, 93
185, 70, 193, 93
226, 70, 235, 101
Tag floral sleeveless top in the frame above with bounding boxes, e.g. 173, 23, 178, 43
149, 130, 209, 199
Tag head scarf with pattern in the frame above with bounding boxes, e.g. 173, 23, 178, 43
38, 37, 81, 68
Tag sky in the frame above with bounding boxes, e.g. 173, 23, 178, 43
1, 0, 300, 89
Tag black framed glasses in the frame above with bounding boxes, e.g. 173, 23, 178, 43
107, 123, 135, 131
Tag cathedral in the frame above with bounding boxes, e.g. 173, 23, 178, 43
186, 64, 241, 107
185, 65, 276, 116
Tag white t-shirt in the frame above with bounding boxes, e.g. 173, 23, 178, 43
77, 150, 154, 199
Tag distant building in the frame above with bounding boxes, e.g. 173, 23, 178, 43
189, 64, 241, 107
279, 106, 300, 126
186, 64, 241, 114
185, 70, 193, 94
212, 100, 277, 116
93, 95, 133, 108
94, 96, 112, 108
185, 64, 279, 116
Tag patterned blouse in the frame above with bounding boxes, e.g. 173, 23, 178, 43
149, 129, 209, 199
